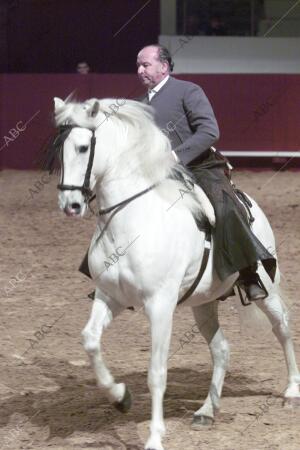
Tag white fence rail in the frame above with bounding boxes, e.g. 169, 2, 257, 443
221, 151, 300, 157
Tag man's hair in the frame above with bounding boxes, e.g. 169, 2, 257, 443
156, 45, 174, 72
77, 61, 89, 67
139, 44, 174, 72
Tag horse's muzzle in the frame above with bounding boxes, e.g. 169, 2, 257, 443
64, 202, 83, 217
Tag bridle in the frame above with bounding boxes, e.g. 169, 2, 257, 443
57, 124, 96, 203
55, 123, 158, 214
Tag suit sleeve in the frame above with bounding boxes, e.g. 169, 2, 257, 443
174, 84, 220, 165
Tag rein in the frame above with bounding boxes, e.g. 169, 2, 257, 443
98, 183, 159, 215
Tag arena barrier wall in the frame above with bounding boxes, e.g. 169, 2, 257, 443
0, 73, 299, 169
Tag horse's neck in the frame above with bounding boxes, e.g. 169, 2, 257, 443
94, 176, 160, 250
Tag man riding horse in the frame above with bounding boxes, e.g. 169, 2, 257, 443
136, 44, 276, 301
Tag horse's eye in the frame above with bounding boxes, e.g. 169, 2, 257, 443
78, 145, 88, 153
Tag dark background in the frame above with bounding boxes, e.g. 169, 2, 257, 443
0, 0, 299, 169
0, 0, 160, 73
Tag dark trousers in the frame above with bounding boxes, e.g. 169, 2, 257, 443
187, 151, 276, 282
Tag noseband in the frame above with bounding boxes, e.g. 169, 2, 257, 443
57, 125, 96, 202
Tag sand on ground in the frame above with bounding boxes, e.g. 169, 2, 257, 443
0, 169, 299, 450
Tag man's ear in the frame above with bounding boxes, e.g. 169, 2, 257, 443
53, 97, 65, 112
162, 61, 169, 74
88, 100, 100, 118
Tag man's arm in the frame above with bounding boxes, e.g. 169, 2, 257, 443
174, 84, 220, 165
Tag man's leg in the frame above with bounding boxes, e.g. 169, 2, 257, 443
187, 154, 275, 301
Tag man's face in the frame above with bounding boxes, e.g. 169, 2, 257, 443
77, 62, 90, 74
136, 47, 168, 89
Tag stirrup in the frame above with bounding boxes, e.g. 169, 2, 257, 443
237, 278, 268, 306
237, 285, 251, 306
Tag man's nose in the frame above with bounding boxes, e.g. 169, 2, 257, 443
137, 65, 144, 74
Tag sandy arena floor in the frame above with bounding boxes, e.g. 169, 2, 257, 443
0, 169, 300, 450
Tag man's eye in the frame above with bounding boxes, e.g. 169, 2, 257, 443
78, 146, 88, 153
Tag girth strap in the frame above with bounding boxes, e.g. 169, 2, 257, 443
177, 231, 211, 306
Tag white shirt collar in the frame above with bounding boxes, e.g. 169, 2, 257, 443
148, 75, 170, 101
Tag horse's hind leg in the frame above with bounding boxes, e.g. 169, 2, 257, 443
255, 291, 300, 403
192, 300, 230, 426
81, 292, 131, 411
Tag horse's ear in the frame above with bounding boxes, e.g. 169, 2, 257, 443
54, 97, 65, 111
89, 101, 100, 118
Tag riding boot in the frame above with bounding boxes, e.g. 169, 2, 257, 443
239, 265, 268, 301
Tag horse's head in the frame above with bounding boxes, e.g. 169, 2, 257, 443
52, 97, 101, 217
49, 96, 177, 218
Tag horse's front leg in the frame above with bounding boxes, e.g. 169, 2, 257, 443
82, 292, 131, 411
144, 296, 176, 450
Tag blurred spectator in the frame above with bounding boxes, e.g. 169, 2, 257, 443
76, 61, 91, 74
185, 13, 201, 35
205, 15, 228, 36
254, 0, 266, 35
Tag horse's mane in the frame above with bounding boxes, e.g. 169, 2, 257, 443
54, 98, 174, 180
52, 97, 208, 221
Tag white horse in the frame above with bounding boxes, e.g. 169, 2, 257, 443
51, 96, 300, 450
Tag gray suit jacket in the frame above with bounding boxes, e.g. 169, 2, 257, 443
140, 76, 220, 165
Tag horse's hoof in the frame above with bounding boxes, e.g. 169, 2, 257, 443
113, 386, 132, 413
283, 396, 300, 408
145, 445, 164, 450
145, 436, 164, 450
191, 414, 214, 428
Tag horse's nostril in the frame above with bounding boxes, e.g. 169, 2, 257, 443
71, 202, 81, 211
